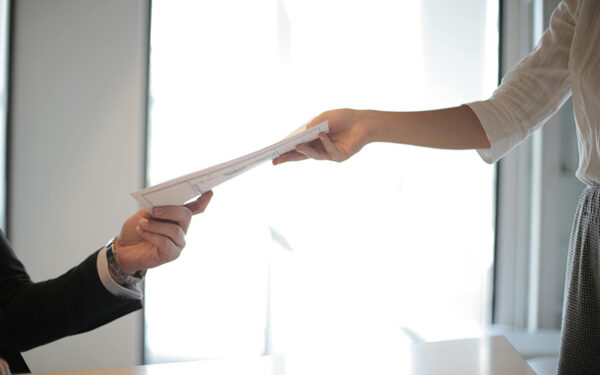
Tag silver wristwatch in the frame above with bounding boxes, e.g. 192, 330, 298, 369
105, 237, 145, 285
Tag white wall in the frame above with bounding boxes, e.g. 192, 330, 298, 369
9, 0, 148, 371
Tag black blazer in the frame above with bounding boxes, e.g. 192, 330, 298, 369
0, 230, 142, 373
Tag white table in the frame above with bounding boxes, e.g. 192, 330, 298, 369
32, 336, 535, 375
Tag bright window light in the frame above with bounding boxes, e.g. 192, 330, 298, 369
145, 1, 498, 373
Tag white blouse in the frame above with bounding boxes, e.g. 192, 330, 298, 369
468, 0, 600, 185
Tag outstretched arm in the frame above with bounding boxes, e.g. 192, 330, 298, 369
0, 191, 213, 351
273, 106, 489, 165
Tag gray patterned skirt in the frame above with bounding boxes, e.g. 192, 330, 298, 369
558, 184, 600, 374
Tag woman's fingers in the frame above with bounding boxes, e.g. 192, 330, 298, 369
318, 133, 345, 161
272, 150, 308, 165
295, 143, 330, 160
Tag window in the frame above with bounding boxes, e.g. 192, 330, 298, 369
145, 0, 498, 371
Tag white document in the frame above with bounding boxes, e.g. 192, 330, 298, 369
131, 121, 329, 210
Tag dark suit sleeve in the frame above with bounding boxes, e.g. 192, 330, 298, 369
0, 231, 142, 351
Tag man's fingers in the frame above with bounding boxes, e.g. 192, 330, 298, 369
144, 190, 211, 239
139, 218, 186, 248
151, 205, 193, 233
135, 226, 182, 264
185, 190, 213, 215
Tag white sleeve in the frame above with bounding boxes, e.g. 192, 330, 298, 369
468, 0, 578, 163
96, 247, 143, 300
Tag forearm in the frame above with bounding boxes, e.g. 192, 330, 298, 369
4, 251, 141, 351
364, 105, 490, 150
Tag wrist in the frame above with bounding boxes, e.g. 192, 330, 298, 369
112, 237, 138, 276
360, 109, 381, 144
105, 237, 146, 285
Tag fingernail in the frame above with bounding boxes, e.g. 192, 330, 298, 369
140, 218, 149, 227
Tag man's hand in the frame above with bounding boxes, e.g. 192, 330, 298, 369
272, 109, 373, 165
112, 191, 213, 276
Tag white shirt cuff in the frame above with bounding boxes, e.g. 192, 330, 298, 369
467, 101, 523, 164
96, 247, 143, 300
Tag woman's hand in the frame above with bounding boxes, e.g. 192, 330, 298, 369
112, 191, 213, 276
273, 109, 373, 165
273, 106, 490, 166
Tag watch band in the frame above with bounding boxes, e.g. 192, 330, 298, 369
105, 237, 145, 285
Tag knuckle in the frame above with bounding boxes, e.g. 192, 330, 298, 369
177, 226, 186, 240
184, 208, 193, 222
170, 249, 183, 261
158, 236, 170, 250
146, 219, 156, 229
